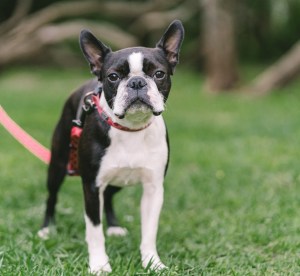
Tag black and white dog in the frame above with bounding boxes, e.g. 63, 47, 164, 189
38, 20, 184, 274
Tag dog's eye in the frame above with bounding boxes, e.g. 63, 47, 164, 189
108, 73, 120, 82
154, 71, 165, 80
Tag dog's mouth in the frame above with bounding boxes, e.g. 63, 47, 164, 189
115, 97, 162, 119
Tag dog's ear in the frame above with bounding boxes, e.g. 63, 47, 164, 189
80, 30, 111, 78
156, 20, 184, 74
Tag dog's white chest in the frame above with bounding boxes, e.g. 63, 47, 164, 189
96, 116, 168, 187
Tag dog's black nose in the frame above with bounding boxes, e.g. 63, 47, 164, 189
127, 77, 147, 90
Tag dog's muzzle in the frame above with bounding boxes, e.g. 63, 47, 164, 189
115, 76, 163, 119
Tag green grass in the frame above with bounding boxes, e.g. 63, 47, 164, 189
1, 67, 300, 275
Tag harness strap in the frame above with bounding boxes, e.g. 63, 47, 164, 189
67, 86, 152, 175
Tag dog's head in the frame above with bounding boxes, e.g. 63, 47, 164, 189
80, 20, 184, 124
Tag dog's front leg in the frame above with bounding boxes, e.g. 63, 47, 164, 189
140, 181, 167, 271
83, 183, 111, 274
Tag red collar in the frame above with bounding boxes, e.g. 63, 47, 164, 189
92, 95, 152, 132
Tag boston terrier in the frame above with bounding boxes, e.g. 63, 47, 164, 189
38, 20, 184, 274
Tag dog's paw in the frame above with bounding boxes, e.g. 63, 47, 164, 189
37, 227, 50, 240
142, 253, 167, 271
89, 252, 112, 275
106, 226, 128, 237
89, 262, 112, 275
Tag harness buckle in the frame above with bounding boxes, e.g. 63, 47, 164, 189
83, 91, 97, 114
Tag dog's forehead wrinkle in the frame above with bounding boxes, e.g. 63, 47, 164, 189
104, 55, 129, 74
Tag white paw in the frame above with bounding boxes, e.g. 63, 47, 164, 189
89, 253, 112, 275
37, 227, 50, 240
89, 262, 112, 275
106, 226, 128, 237
142, 253, 167, 271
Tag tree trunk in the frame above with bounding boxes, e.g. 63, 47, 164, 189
246, 41, 300, 95
201, 0, 239, 92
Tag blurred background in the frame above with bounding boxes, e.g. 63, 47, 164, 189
1, 0, 300, 94
2, 1, 300, 274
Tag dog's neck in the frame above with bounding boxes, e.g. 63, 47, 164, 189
99, 92, 154, 131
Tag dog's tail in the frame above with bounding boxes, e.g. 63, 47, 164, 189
0, 105, 51, 164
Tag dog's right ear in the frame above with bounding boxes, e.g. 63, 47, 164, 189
80, 30, 111, 78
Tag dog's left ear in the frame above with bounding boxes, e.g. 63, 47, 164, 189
156, 20, 185, 74
80, 30, 111, 78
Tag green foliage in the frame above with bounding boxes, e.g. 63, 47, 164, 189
1, 68, 300, 274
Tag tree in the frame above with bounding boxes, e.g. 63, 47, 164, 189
1, 0, 300, 95
201, 0, 239, 92
0, 0, 195, 68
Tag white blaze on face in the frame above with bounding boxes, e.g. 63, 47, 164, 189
128, 52, 144, 75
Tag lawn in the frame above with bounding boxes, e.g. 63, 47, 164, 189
1, 67, 300, 275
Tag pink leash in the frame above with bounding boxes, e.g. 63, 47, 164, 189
0, 105, 51, 164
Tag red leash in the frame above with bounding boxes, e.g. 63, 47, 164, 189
0, 105, 51, 164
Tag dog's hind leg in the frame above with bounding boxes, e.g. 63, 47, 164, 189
38, 117, 71, 239
38, 82, 97, 239
104, 185, 128, 236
